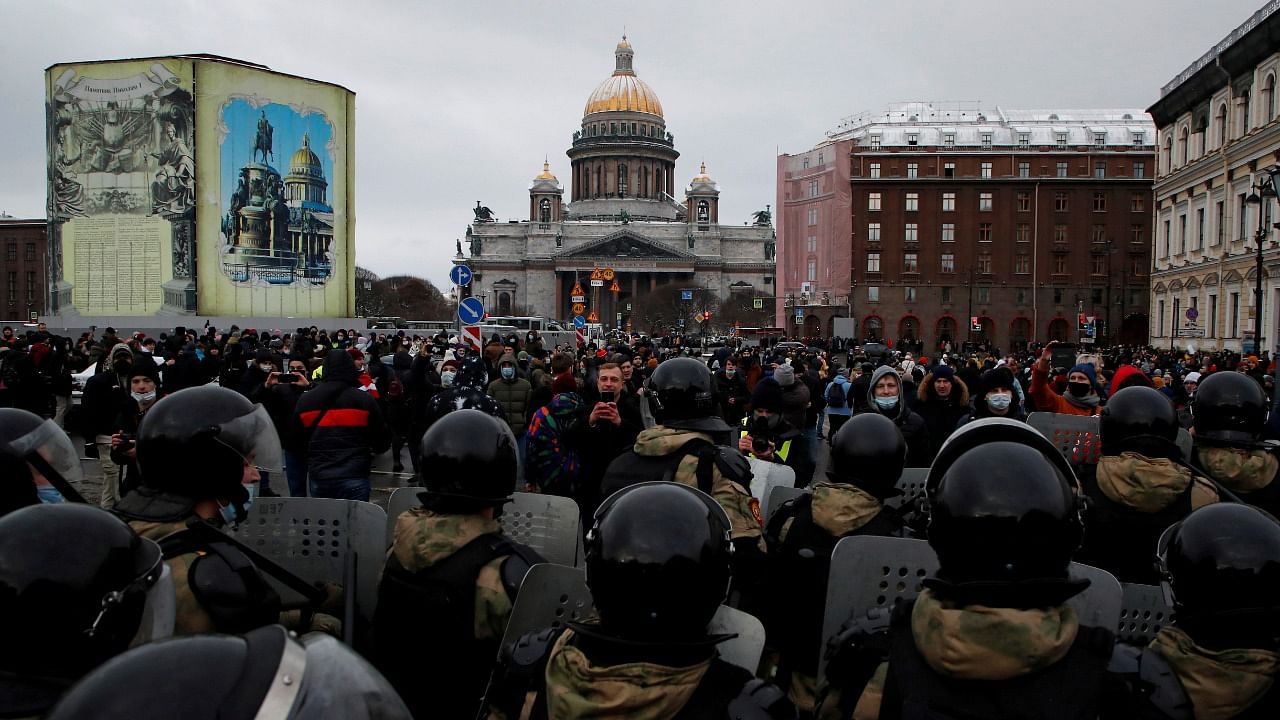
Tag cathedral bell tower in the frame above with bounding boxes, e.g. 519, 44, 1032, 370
685, 162, 719, 229
529, 160, 563, 225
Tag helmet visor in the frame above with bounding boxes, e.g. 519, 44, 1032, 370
214, 404, 283, 474
130, 554, 175, 646
5, 418, 84, 485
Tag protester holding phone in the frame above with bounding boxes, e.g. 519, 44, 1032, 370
565, 362, 643, 518
253, 357, 312, 496
109, 360, 164, 501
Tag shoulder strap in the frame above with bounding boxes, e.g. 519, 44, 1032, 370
499, 540, 546, 599
485, 626, 565, 720
662, 437, 719, 494
1138, 647, 1195, 720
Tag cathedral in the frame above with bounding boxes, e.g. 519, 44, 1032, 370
458, 37, 775, 329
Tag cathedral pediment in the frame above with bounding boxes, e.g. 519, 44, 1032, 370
555, 231, 693, 260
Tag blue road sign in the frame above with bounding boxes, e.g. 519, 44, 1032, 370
573, 315, 587, 329
458, 296, 485, 325
681, 289, 693, 301
449, 265, 473, 287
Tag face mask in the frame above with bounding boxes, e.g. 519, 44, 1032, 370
987, 392, 1013, 411
501, 367, 515, 380
441, 371, 456, 386
725, 368, 736, 377
219, 483, 258, 525
141, 347, 153, 354
131, 390, 157, 404
874, 395, 898, 410
258, 363, 273, 372
1068, 382, 1092, 398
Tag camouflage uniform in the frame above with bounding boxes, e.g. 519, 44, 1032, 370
1142, 626, 1280, 719
1198, 446, 1280, 517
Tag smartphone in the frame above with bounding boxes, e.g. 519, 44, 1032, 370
120, 433, 136, 450
600, 390, 616, 404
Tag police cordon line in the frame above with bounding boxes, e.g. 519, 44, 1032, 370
2, 321, 1280, 718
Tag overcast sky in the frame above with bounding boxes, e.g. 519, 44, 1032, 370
0, 0, 1267, 289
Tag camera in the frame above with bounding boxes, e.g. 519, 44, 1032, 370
749, 416, 773, 455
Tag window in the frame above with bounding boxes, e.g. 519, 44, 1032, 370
869, 135, 881, 150
1130, 224, 1144, 244
1266, 74, 1277, 122
941, 223, 955, 242
867, 286, 880, 302
904, 223, 918, 242
1055, 224, 1069, 243
981, 162, 993, 179
1092, 288, 1104, 304
1055, 192, 1069, 211
808, 180, 819, 198
1240, 193, 1249, 241
907, 133, 918, 146
1093, 192, 1107, 212
981, 133, 993, 149
807, 259, 817, 281
24, 272, 34, 302
869, 162, 881, 178
1091, 224, 1106, 244
1018, 132, 1031, 148
5, 272, 13, 301
907, 162, 918, 179
1056, 132, 1068, 149
1094, 131, 1106, 147
1163, 219, 1171, 257
1053, 255, 1067, 274
1016, 287, 1029, 304
941, 253, 955, 273
978, 223, 993, 242
868, 193, 881, 211
1158, 300, 1166, 336
1131, 193, 1145, 212
977, 287, 991, 303
904, 287, 917, 303
23, 243, 34, 261
868, 222, 881, 241
1018, 161, 1030, 178
941, 287, 953, 303
1017, 223, 1031, 243
1056, 161, 1069, 178
1095, 161, 1106, 179
1016, 254, 1030, 274
818, 152, 824, 164
1197, 208, 1205, 250
807, 207, 818, 225
1215, 200, 1225, 245
807, 236, 817, 252
1134, 161, 1145, 178
977, 254, 992, 273
1230, 292, 1240, 336
802, 157, 809, 169
905, 192, 919, 212
4, 244, 13, 262
944, 133, 955, 148
1092, 255, 1106, 275
1133, 131, 1145, 147
1209, 294, 1218, 337
867, 252, 881, 272
1017, 192, 1031, 212
941, 192, 955, 211
904, 253, 919, 272
1054, 288, 1065, 304
943, 162, 955, 178
1178, 214, 1186, 254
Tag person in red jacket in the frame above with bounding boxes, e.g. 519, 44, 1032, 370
1030, 342, 1102, 416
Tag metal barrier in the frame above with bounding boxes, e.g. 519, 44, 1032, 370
1118, 582, 1174, 646
884, 467, 929, 510
1028, 412, 1102, 466
749, 458, 796, 519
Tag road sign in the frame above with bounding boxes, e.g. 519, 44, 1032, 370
588, 310, 599, 322
1186, 307, 1198, 321
575, 328, 586, 346
573, 315, 586, 329
609, 279, 620, 293
458, 296, 485, 325
590, 279, 604, 287
571, 282, 585, 296
753, 298, 763, 309
449, 264, 473, 287
571, 303, 586, 315
681, 289, 694, 301
570, 294, 586, 304
795, 308, 805, 318
461, 325, 483, 350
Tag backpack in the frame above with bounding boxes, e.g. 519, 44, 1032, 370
826, 381, 847, 408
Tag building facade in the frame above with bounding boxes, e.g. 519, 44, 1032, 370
778, 102, 1155, 349
0, 218, 48, 319
1148, 1, 1280, 354
461, 39, 775, 331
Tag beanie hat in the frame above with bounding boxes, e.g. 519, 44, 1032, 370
127, 358, 162, 385
441, 359, 460, 371
347, 347, 364, 361
931, 365, 955, 382
750, 378, 786, 413
1069, 363, 1098, 387
772, 364, 796, 387
552, 371, 578, 395
111, 342, 134, 360
1184, 371, 1202, 384
978, 367, 1016, 398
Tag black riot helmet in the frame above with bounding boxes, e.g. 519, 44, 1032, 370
124, 386, 280, 522
0, 408, 84, 515
47, 625, 412, 720
645, 357, 730, 434
418, 409, 517, 511
925, 418, 1085, 607
1157, 503, 1280, 648
586, 482, 733, 642
1193, 372, 1269, 447
828, 413, 906, 499
1099, 386, 1181, 460
0, 504, 166, 709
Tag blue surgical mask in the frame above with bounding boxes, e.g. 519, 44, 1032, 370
441, 371, 456, 386
725, 368, 736, 377
874, 395, 898, 411
987, 392, 1013, 411
501, 367, 515, 380
218, 483, 258, 525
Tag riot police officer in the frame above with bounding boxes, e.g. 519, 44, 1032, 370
1075, 386, 1218, 584
0, 407, 85, 513
601, 357, 763, 601
0, 503, 170, 717
764, 413, 907, 714
820, 419, 1115, 719
483, 482, 794, 719
373, 409, 543, 719
1192, 372, 1280, 516
1109, 503, 1280, 718
113, 385, 291, 636
47, 624, 412, 719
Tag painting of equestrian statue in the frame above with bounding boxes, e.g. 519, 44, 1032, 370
217, 98, 336, 287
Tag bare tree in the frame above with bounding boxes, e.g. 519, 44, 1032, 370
715, 290, 772, 331
355, 266, 388, 318
376, 275, 452, 320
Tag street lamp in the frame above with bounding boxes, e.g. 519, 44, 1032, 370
1245, 165, 1280, 355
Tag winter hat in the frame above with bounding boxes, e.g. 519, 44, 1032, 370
773, 364, 796, 387
978, 367, 1016, 398
441, 359, 460, 371
110, 343, 134, 361
127, 358, 161, 385
750, 378, 786, 413
1068, 363, 1098, 387
552, 371, 578, 395
1184, 371, 1203, 384
931, 365, 956, 381
837, 368, 849, 378
1153, 376, 1166, 389
347, 347, 364, 361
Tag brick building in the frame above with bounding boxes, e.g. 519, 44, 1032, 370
778, 102, 1155, 350
0, 217, 47, 320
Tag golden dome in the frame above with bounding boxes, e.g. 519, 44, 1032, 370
535, 160, 557, 181
583, 36, 663, 118
291, 133, 321, 169
692, 161, 711, 182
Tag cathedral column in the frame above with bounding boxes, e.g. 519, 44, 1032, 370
554, 271, 563, 318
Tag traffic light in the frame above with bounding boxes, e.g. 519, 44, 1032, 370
970, 316, 981, 332
1078, 313, 1089, 331
702, 310, 711, 321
